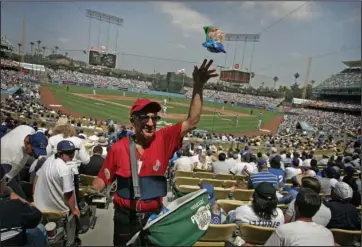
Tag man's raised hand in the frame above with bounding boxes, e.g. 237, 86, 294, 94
192, 59, 219, 87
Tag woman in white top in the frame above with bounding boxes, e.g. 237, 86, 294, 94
226, 182, 284, 228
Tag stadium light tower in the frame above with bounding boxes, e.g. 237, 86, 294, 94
224, 33, 260, 72
86, 9, 123, 56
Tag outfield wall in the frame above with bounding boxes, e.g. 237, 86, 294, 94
50, 79, 278, 111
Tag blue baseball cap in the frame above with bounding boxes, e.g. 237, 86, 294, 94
28, 132, 48, 158
200, 183, 215, 206
258, 159, 267, 166
57, 140, 79, 152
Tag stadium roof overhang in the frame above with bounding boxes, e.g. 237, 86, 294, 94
342, 60, 361, 68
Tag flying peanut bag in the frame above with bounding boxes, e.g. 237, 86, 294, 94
202, 26, 226, 53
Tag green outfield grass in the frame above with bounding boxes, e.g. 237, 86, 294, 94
43, 84, 280, 133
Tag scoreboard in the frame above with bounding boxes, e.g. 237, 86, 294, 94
220, 70, 251, 84
88, 50, 117, 68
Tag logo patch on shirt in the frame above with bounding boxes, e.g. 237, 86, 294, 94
153, 160, 161, 172
104, 168, 110, 180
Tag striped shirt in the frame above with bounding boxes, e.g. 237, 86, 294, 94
248, 171, 279, 189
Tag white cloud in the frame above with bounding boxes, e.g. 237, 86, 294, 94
241, 1, 321, 23
155, 2, 212, 37
58, 37, 70, 44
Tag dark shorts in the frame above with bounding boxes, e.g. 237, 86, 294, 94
113, 205, 159, 246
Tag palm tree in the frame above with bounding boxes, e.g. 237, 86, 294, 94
54, 46, 59, 54
273, 76, 279, 89
261, 81, 265, 88
65, 52, 68, 57
30, 42, 35, 55
294, 72, 300, 83
250, 72, 255, 79
36, 40, 41, 56
42, 46, 46, 57
310, 80, 315, 87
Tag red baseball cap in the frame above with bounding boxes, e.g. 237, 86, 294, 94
130, 98, 161, 115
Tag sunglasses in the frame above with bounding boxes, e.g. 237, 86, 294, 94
135, 115, 161, 123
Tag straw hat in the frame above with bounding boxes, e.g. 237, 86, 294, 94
97, 136, 109, 146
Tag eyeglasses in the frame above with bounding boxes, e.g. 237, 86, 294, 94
136, 115, 161, 123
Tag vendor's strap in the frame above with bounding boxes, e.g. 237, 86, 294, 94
129, 135, 141, 200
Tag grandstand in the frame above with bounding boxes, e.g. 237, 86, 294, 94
312, 60, 361, 109
1, 33, 14, 51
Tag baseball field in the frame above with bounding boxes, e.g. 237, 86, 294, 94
40, 84, 283, 136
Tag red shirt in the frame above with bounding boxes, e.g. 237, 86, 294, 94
98, 122, 183, 212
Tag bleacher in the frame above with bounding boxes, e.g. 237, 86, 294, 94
170, 168, 361, 246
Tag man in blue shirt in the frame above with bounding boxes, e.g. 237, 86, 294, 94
248, 159, 279, 189
269, 155, 286, 187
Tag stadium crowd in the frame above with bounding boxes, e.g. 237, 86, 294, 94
48, 69, 152, 90
1, 62, 361, 246
315, 68, 361, 88
184, 87, 285, 107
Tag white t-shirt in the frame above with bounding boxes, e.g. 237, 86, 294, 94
230, 162, 255, 175
302, 159, 312, 167
174, 156, 193, 171
285, 167, 302, 179
34, 155, 75, 213
1, 125, 35, 180
264, 221, 335, 246
227, 205, 284, 228
46, 134, 90, 174
285, 199, 331, 226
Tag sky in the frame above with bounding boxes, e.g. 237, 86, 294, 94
1, 1, 361, 88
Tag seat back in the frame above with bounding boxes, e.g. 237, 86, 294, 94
200, 224, 237, 242
234, 175, 248, 181
232, 189, 254, 201
214, 188, 231, 200
175, 170, 194, 178
195, 172, 214, 179
223, 180, 237, 188
80, 174, 97, 186
178, 185, 200, 193
200, 179, 224, 188
175, 177, 200, 189
217, 200, 251, 213
194, 168, 211, 173
214, 174, 233, 180
239, 224, 275, 245
331, 229, 362, 246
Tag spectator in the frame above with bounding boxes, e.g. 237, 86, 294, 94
284, 176, 332, 226
79, 145, 105, 176
278, 175, 301, 205
265, 188, 335, 246
248, 159, 279, 189
200, 183, 226, 224
1, 127, 48, 198
342, 166, 361, 206
268, 155, 286, 187
211, 152, 233, 174
0, 165, 48, 247
319, 167, 337, 195
285, 158, 302, 179
173, 148, 193, 172
227, 182, 284, 227
326, 182, 361, 230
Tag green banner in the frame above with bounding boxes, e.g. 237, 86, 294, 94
127, 189, 211, 246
